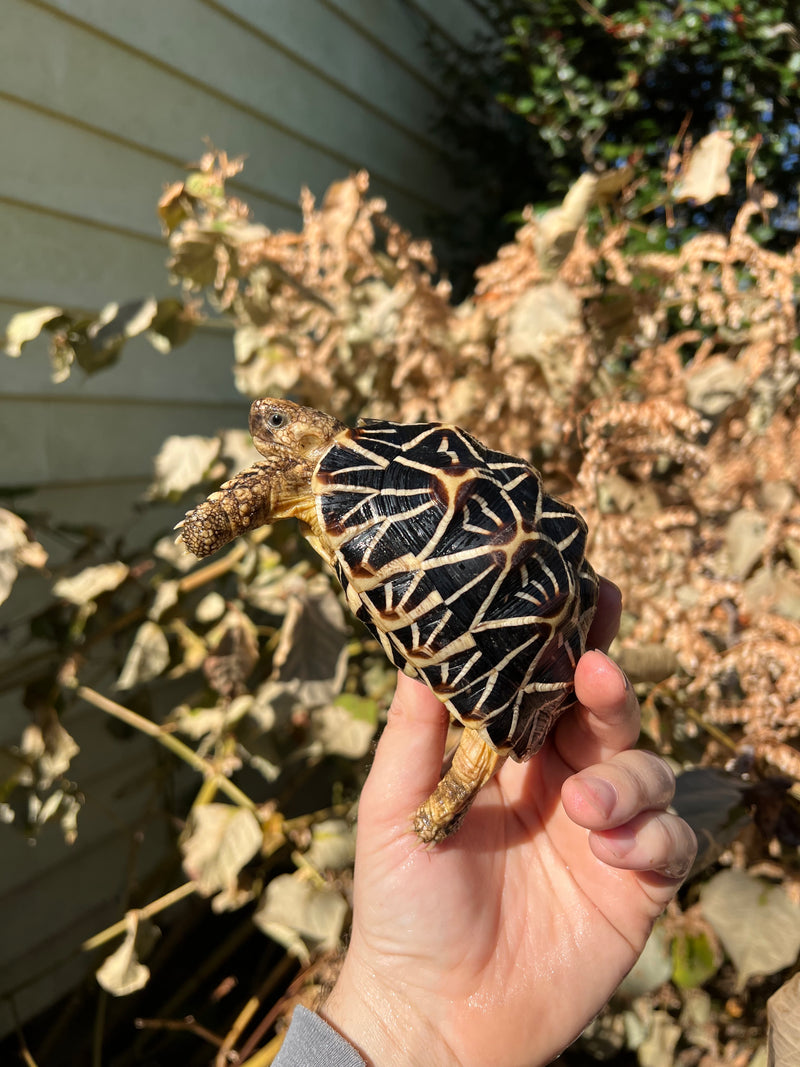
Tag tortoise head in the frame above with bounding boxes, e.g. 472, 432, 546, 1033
249, 398, 345, 466
178, 398, 344, 560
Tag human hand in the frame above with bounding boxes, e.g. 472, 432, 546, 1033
323, 579, 697, 1067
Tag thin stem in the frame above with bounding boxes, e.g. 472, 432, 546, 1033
91, 990, 106, 1067
176, 540, 248, 593
9, 999, 40, 1067
81, 881, 198, 953
215, 995, 261, 1067
76, 686, 256, 810
235, 954, 300, 1062
683, 705, 738, 752
134, 1016, 224, 1050
239, 1035, 284, 1067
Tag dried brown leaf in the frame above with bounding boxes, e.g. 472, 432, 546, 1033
148, 434, 221, 499
116, 620, 170, 690
53, 561, 129, 606
535, 172, 598, 270
0, 509, 48, 606
302, 818, 357, 874
3, 306, 66, 357
19, 706, 80, 789
767, 972, 800, 1067
700, 869, 800, 987
675, 131, 734, 205
96, 912, 160, 997
309, 702, 377, 760
203, 608, 259, 699
270, 580, 349, 707
253, 873, 349, 964
181, 803, 262, 897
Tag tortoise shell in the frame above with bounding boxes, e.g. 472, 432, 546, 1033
313, 419, 598, 761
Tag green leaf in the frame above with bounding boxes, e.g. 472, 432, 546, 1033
671, 930, 718, 989
334, 693, 378, 725
514, 95, 537, 114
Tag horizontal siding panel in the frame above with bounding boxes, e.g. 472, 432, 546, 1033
0, 731, 165, 899
0, 97, 300, 239
408, 0, 493, 46
0, 201, 168, 309
0, 396, 248, 487
2, 306, 241, 406
0, 2, 430, 234
31, 0, 451, 211
322, 0, 445, 85
0, 0, 461, 1036
0, 808, 177, 1023
210, 0, 439, 131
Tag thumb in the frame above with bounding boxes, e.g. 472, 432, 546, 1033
359, 672, 449, 839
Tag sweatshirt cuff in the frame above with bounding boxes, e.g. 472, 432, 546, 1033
273, 1005, 367, 1067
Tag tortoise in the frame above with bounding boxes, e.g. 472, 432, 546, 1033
179, 398, 599, 842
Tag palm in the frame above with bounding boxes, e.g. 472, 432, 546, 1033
351, 734, 660, 1066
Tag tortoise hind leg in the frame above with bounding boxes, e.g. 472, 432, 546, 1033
413, 729, 505, 843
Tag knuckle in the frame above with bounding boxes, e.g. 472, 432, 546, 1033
654, 812, 696, 875
622, 749, 675, 806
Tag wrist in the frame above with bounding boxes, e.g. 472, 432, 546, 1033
322, 956, 456, 1067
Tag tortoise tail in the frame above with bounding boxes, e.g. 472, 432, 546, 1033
413, 729, 505, 843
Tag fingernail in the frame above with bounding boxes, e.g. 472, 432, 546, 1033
601, 825, 637, 857
662, 859, 691, 880
595, 650, 630, 690
577, 776, 618, 819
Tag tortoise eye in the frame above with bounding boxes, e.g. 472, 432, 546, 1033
268, 411, 287, 430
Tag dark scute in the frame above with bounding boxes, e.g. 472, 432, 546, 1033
538, 508, 588, 567
390, 611, 457, 659
533, 627, 582, 683
360, 569, 433, 618
510, 537, 539, 570
532, 588, 569, 620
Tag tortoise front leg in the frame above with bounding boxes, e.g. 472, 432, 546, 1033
413, 728, 505, 843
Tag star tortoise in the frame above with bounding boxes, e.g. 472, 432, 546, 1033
179, 398, 599, 842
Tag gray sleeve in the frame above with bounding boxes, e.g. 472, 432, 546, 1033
274, 1005, 366, 1067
